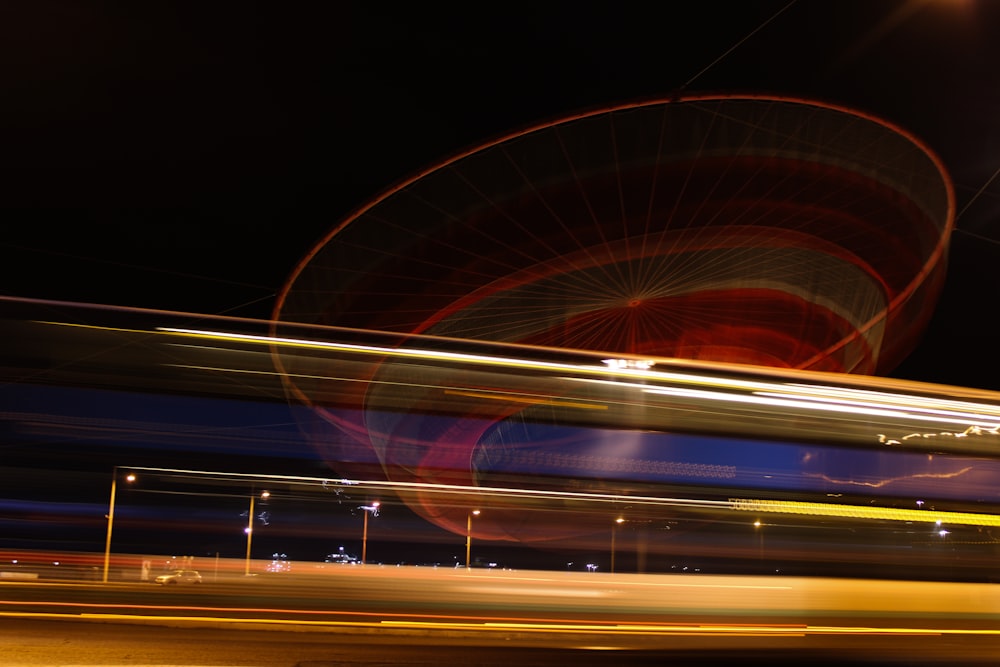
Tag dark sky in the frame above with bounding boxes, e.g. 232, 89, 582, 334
3, 1, 1000, 390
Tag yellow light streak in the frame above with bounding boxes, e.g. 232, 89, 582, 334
443, 389, 607, 410
6, 611, 1000, 638
643, 385, 1000, 430
788, 382, 1000, 414
728, 497, 1000, 526
756, 390, 1000, 428
38, 321, 1000, 433
564, 375, 1000, 432
110, 465, 1000, 528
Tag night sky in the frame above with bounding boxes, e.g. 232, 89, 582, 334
3, 1, 1000, 390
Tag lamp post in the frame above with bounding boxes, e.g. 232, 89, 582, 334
103, 469, 135, 583
465, 509, 480, 569
754, 519, 763, 565
361, 501, 380, 565
610, 516, 624, 574
244, 490, 269, 576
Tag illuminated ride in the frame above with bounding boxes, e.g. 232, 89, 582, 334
271, 96, 955, 542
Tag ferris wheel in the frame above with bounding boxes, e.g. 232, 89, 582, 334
275, 95, 952, 375
272, 95, 954, 542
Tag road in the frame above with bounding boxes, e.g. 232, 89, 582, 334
3, 566, 1000, 665
4, 617, 1000, 666
4, 565, 1000, 624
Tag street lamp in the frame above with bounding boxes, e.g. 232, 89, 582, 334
103, 468, 135, 583
610, 516, 624, 574
361, 501, 380, 565
465, 509, 480, 570
754, 519, 763, 564
244, 490, 270, 576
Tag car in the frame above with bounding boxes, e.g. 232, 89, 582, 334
324, 551, 358, 565
154, 569, 202, 585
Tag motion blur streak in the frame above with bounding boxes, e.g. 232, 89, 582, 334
4, 565, 1000, 630
727, 497, 1000, 526
5, 612, 1000, 640
7, 299, 1000, 629
93, 464, 1000, 527
157, 325, 1000, 427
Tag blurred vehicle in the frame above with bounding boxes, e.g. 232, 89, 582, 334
324, 551, 358, 565
154, 569, 202, 585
